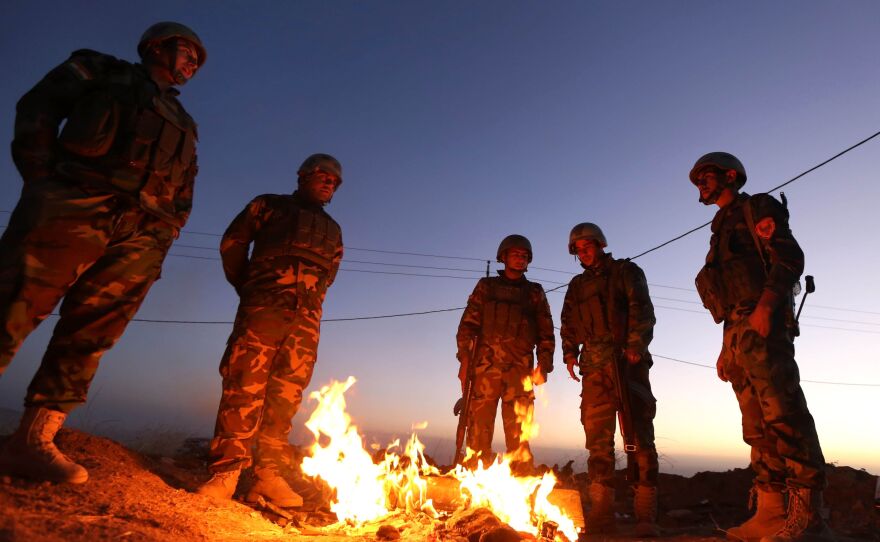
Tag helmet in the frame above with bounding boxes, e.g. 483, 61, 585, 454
138, 22, 206, 67
568, 223, 607, 254
298, 153, 343, 185
689, 151, 746, 189
497, 234, 532, 263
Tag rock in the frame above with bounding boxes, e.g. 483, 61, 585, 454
377, 524, 401, 540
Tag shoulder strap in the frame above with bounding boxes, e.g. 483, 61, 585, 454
742, 196, 769, 277
606, 259, 627, 347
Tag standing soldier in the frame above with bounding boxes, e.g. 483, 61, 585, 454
196, 154, 343, 509
0, 22, 205, 484
690, 152, 830, 542
560, 223, 659, 537
455, 235, 554, 474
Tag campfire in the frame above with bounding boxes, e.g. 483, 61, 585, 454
299, 377, 582, 541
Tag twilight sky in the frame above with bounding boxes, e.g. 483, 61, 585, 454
1, 1, 878, 475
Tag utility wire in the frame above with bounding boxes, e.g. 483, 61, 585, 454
629, 129, 880, 260
652, 354, 879, 387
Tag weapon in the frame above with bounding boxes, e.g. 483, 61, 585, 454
795, 275, 815, 322
611, 348, 638, 483
453, 335, 481, 466
607, 262, 638, 483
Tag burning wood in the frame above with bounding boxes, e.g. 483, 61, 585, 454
298, 377, 582, 541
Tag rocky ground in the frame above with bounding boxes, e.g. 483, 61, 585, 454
0, 428, 877, 542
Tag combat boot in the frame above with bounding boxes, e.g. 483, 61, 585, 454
0, 407, 88, 484
247, 467, 303, 508
584, 482, 615, 534
760, 488, 833, 542
195, 468, 241, 500
633, 484, 660, 537
727, 486, 786, 541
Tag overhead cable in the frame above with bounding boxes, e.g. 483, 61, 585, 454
629, 128, 880, 260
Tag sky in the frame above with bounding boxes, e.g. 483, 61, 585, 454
1, 1, 878, 476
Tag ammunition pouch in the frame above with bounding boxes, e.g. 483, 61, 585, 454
695, 265, 726, 323
58, 90, 120, 158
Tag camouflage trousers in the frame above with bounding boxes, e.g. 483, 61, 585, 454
578, 343, 658, 488
467, 360, 534, 468
0, 179, 175, 412
208, 305, 322, 473
720, 317, 826, 490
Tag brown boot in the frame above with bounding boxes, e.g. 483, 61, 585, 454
728, 486, 786, 541
634, 484, 660, 537
195, 468, 241, 500
584, 482, 615, 534
0, 407, 88, 484
760, 488, 834, 542
246, 467, 303, 508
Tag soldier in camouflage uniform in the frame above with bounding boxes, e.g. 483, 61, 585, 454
0, 22, 204, 485
560, 223, 659, 536
690, 152, 830, 542
456, 235, 554, 474
196, 153, 343, 508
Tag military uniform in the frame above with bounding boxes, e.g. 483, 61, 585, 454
560, 253, 658, 489
207, 191, 343, 474
696, 192, 826, 492
456, 273, 555, 466
0, 49, 198, 411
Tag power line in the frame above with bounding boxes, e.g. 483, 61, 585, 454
629, 129, 880, 261
652, 354, 879, 387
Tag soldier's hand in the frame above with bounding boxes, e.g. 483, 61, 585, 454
748, 304, 772, 338
624, 347, 642, 364
531, 366, 547, 386
453, 397, 464, 416
566, 359, 580, 383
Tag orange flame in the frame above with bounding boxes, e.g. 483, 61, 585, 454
301, 377, 578, 540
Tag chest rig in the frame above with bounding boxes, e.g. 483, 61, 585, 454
568, 262, 627, 343
250, 197, 341, 273
56, 57, 197, 198
480, 278, 536, 344
697, 197, 768, 320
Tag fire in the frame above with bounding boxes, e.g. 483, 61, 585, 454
300, 377, 578, 541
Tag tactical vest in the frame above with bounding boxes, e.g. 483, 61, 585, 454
696, 198, 768, 320
568, 262, 627, 344
250, 200, 342, 273
480, 279, 537, 344
54, 53, 197, 224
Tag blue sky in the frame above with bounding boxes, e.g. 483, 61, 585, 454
1, 1, 878, 475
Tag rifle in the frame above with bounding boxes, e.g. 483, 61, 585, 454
608, 262, 638, 483
453, 335, 481, 466
795, 275, 815, 322
611, 347, 638, 483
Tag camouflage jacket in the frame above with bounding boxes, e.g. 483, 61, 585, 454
456, 273, 555, 372
221, 191, 343, 310
12, 49, 198, 228
698, 192, 804, 321
560, 254, 655, 363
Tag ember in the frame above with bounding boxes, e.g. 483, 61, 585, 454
300, 377, 580, 541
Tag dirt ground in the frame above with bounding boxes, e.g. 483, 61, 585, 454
0, 428, 877, 542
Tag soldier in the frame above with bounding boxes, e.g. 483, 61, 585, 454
690, 152, 831, 542
196, 153, 344, 509
455, 235, 554, 475
560, 223, 659, 536
0, 22, 204, 484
